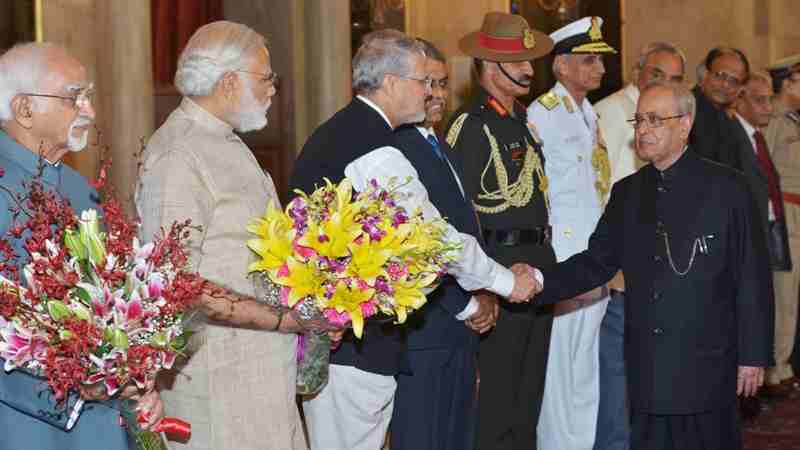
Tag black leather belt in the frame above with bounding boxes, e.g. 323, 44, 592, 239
483, 227, 552, 247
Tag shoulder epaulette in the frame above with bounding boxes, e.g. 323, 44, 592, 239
446, 113, 469, 148
537, 91, 560, 111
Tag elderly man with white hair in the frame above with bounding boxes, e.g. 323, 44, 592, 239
0, 42, 162, 449
136, 20, 317, 450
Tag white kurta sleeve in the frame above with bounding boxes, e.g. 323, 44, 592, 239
344, 146, 515, 298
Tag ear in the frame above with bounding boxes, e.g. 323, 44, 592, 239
11, 95, 34, 129
219, 71, 239, 100
680, 115, 694, 138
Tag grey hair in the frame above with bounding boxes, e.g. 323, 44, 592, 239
352, 29, 425, 96
175, 21, 266, 97
637, 41, 687, 76
0, 42, 60, 121
642, 81, 696, 119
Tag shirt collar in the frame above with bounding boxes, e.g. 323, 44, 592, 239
554, 81, 596, 120
0, 131, 63, 181
735, 113, 758, 138
655, 145, 691, 181
624, 83, 640, 105
179, 97, 234, 136
357, 95, 393, 129
416, 126, 436, 140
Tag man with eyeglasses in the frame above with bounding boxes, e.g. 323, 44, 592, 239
293, 29, 540, 450
525, 16, 617, 450
522, 81, 773, 450
388, 38, 498, 450
443, 12, 555, 450
690, 47, 752, 169
765, 55, 800, 398
590, 40, 686, 450
137, 21, 323, 450
0, 42, 163, 450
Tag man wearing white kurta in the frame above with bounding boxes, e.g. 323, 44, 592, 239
527, 17, 616, 450
593, 41, 686, 450
137, 22, 309, 450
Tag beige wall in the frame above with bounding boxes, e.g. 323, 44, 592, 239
406, 0, 509, 113
40, 0, 153, 215
623, 0, 800, 83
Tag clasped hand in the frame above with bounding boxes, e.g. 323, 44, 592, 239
508, 263, 542, 303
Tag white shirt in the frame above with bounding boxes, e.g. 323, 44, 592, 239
345, 101, 513, 318
736, 113, 776, 220
595, 83, 644, 185
344, 147, 515, 308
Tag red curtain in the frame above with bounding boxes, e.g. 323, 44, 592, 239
151, 0, 224, 86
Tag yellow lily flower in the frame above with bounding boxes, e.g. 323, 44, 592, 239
275, 257, 325, 307
297, 207, 360, 259
391, 274, 436, 323
322, 281, 375, 338
246, 201, 295, 272
347, 240, 390, 282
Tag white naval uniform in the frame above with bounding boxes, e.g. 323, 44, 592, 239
527, 81, 610, 450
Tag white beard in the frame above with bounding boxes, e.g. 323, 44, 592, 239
233, 79, 270, 133
67, 116, 92, 152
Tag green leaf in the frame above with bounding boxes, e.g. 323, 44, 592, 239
169, 333, 187, 351
149, 332, 167, 348
74, 287, 92, 306
70, 301, 91, 321
47, 300, 73, 322
59, 330, 74, 340
111, 328, 129, 350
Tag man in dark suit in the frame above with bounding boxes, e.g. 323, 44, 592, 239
521, 82, 774, 450
292, 30, 539, 450
690, 47, 751, 170
389, 39, 499, 450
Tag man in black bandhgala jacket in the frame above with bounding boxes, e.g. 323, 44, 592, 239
520, 82, 773, 450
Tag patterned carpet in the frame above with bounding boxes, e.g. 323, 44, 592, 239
743, 394, 800, 449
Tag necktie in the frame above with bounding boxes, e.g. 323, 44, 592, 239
753, 130, 784, 220
426, 134, 446, 163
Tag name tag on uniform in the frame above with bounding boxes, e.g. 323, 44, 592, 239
565, 135, 582, 144
509, 141, 525, 162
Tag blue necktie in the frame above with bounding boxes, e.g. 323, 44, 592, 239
426, 134, 446, 162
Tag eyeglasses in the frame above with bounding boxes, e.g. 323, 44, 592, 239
391, 73, 433, 89
235, 70, 279, 89
430, 77, 449, 90
628, 112, 685, 129
642, 66, 684, 83
710, 70, 744, 87
21, 84, 94, 110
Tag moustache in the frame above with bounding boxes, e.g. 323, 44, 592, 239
71, 116, 93, 128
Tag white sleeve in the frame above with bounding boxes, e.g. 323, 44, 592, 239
344, 146, 515, 298
455, 296, 480, 321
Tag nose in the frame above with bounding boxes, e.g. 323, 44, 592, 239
81, 100, 96, 121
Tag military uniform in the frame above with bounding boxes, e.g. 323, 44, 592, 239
765, 54, 800, 386
765, 101, 800, 385
526, 17, 618, 450
447, 86, 556, 450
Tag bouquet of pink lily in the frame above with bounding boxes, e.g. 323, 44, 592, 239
0, 167, 201, 450
247, 177, 460, 394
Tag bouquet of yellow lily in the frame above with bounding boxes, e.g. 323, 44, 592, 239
247, 177, 459, 339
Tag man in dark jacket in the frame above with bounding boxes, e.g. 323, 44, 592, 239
292, 29, 538, 450
522, 82, 773, 450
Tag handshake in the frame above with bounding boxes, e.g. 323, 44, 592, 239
508, 263, 543, 303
